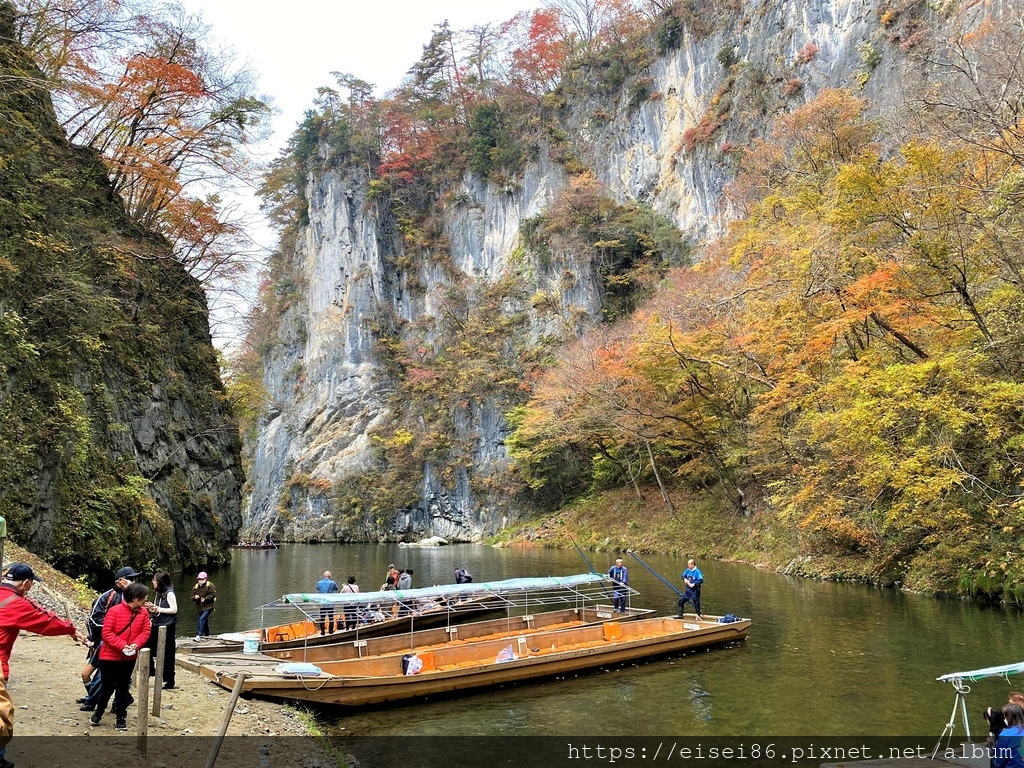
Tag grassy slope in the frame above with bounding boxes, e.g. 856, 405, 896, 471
494, 485, 915, 590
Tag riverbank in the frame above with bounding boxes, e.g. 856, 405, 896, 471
0, 544, 340, 768
491, 486, 906, 589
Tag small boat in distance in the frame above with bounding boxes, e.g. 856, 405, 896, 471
200, 613, 750, 707
231, 539, 278, 549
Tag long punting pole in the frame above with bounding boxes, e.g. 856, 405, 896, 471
627, 551, 685, 598
571, 537, 616, 605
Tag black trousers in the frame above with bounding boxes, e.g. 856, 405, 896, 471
318, 606, 335, 634
146, 622, 176, 686
96, 658, 137, 718
678, 589, 701, 616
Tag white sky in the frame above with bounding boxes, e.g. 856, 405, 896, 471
176, 0, 544, 348
180, 0, 545, 158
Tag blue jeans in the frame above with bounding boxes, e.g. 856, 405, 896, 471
82, 668, 102, 706
197, 609, 213, 637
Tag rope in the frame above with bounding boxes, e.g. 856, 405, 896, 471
296, 674, 332, 692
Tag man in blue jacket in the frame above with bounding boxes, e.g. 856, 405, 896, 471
676, 559, 703, 619
315, 571, 339, 634
608, 558, 628, 613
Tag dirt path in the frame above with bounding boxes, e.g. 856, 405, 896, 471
0, 546, 340, 768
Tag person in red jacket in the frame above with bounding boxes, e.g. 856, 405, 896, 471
0, 563, 84, 768
90, 582, 150, 731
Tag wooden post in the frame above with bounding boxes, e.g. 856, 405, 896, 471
152, 625, 166, 716
204, 673, 247, 768
136, 647, 151, 753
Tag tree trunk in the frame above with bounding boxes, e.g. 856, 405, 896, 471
645, 440, 675, 515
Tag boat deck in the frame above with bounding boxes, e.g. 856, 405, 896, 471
178, 612, 630, 675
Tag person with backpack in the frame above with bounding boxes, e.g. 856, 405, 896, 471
144, 571, 177, 689
454, 567, 473, 584
90, 582, 151, 731
340, 576, 359, 630
78, 566, 140, 711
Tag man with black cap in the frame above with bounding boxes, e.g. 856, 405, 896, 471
78, 566, 140, 711
0, 563, 85, 768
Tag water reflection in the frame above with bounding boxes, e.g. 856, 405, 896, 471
174, 543, 1022, 736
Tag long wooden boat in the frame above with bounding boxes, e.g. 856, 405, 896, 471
199, 613, 750, 706
182, 573, 628, 655
181, 604, 655, 669
180, 592, 501, 654
230, 543, 278, 549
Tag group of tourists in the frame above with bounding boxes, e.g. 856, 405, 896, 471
311, 565, 481, 635
314, 570, 359, 633
605, 556, 704, 618
0, 560, 221, 759
76, 568, 217, 725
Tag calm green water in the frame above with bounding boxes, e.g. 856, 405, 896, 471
174, 543, 1021, 736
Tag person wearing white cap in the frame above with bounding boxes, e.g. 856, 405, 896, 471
190, 572, 216, 641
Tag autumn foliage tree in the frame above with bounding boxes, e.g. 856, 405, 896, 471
510, 87, 1024, 600
13, 0, 270, 322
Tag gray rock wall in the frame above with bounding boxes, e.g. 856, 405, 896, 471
249, 0, 987, 541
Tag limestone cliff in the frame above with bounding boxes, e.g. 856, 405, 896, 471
0, 6, 243, 575
249, 0, 987, 542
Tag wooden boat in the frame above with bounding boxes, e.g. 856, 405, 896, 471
199, 613, 750, 706
180, 604, 655, 668
183, 573, 627, 654
230, 542, 278, 549
180, 591, 501, 654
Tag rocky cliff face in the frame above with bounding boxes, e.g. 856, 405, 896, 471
0, 6, 243, 576
249, 0, 983, 542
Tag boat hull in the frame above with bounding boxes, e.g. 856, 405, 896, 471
200, 615, 750, 707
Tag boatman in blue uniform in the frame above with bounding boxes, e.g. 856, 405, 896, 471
677, 559, 703, 619
315, 571, 339, 634
608, 558, 628, 613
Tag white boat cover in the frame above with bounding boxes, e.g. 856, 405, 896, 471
936, 661, 1024, 682
279, 573, 610, 606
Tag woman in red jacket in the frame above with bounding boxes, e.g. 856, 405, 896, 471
91, 582, 150, 731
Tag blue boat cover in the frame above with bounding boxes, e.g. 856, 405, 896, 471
279, 573, 608, 606
936, 661, 1024, 683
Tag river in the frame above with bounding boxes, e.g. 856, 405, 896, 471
174, 543, 1020, 736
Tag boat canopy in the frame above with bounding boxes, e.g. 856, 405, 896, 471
278, 573, 619, 606
936, 661, 1024, 683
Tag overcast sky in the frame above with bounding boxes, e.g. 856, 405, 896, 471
175, 1, 545, 347
180, 0, 545, 154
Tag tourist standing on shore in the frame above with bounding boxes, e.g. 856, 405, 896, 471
79, 566, 140, 711
144, 571, 177, 689
190, 572, 216, 640
0, 563, 85, 767
91, 582, 151, 731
